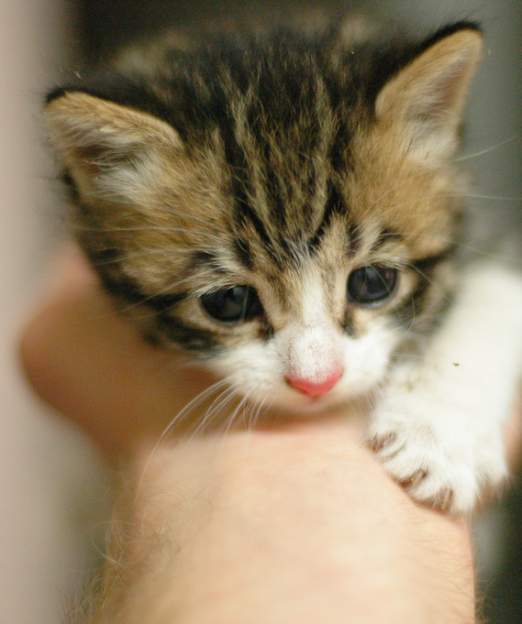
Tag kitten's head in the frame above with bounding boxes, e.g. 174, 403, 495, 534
45, 20, 482, 411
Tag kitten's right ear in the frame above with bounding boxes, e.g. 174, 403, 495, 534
45, 89, 182, 201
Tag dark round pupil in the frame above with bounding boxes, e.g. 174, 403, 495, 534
347, 266, 397, 305
201, 286, 262, 323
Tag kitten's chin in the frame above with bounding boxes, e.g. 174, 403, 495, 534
266, 388, 369, 417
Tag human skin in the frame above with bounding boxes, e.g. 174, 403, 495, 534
19, 248, 520, 623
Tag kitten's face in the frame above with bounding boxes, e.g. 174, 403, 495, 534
179, 132, 458, 411
45, 22, 481, 411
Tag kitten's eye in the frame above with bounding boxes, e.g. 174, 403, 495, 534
200, 286, 263, 323
347, 266, 398, 306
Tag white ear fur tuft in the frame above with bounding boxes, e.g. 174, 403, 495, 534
45, 91, 182, 199
375, 30, 483, 162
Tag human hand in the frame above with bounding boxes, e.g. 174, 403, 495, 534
18, 246, 521, 623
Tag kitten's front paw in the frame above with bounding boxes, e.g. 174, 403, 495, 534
368, 395, 508, 514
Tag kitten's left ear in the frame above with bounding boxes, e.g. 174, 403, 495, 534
375, 24, 483, 162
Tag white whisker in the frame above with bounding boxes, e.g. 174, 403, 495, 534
72, 224, 204, 235
90, 247, 191, 267
158, 378, 230, 444
222, 392, 252, 436
190, 386, 238, 438
249, 396, 267, 430
135, 377, 231, 499
446, 193, 521, 202
115, 271, 217, 316
454, 135, 519, 162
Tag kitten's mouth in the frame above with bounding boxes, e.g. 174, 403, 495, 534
283, 390, 348, 414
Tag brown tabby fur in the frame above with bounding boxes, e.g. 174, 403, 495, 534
45, 17, 479, 355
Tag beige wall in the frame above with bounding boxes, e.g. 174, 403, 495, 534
0, 4, 104, 623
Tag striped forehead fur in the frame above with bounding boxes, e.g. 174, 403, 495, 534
46, 17, 481, 353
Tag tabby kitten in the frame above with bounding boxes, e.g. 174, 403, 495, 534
45, 17, 522, 513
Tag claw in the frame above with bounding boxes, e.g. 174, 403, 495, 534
369, 431, 396, 452
400, 468, 428, 489
432, 487, 454, 512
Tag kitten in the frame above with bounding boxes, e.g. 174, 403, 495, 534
45, 17, 522, 514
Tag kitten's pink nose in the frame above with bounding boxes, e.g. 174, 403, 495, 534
285, 368, 343, 398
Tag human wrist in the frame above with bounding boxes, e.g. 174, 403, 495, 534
95, 423, 474, 624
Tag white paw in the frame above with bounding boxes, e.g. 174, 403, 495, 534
368, 390, 508, 514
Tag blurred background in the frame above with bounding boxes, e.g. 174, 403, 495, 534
1, 1, 520, 622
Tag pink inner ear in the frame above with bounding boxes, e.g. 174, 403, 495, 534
375, 30, 482, 143
285, 368, 343, 398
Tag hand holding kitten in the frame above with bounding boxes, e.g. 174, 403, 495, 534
43, 17, 522, 514
20, 246, 501, 624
